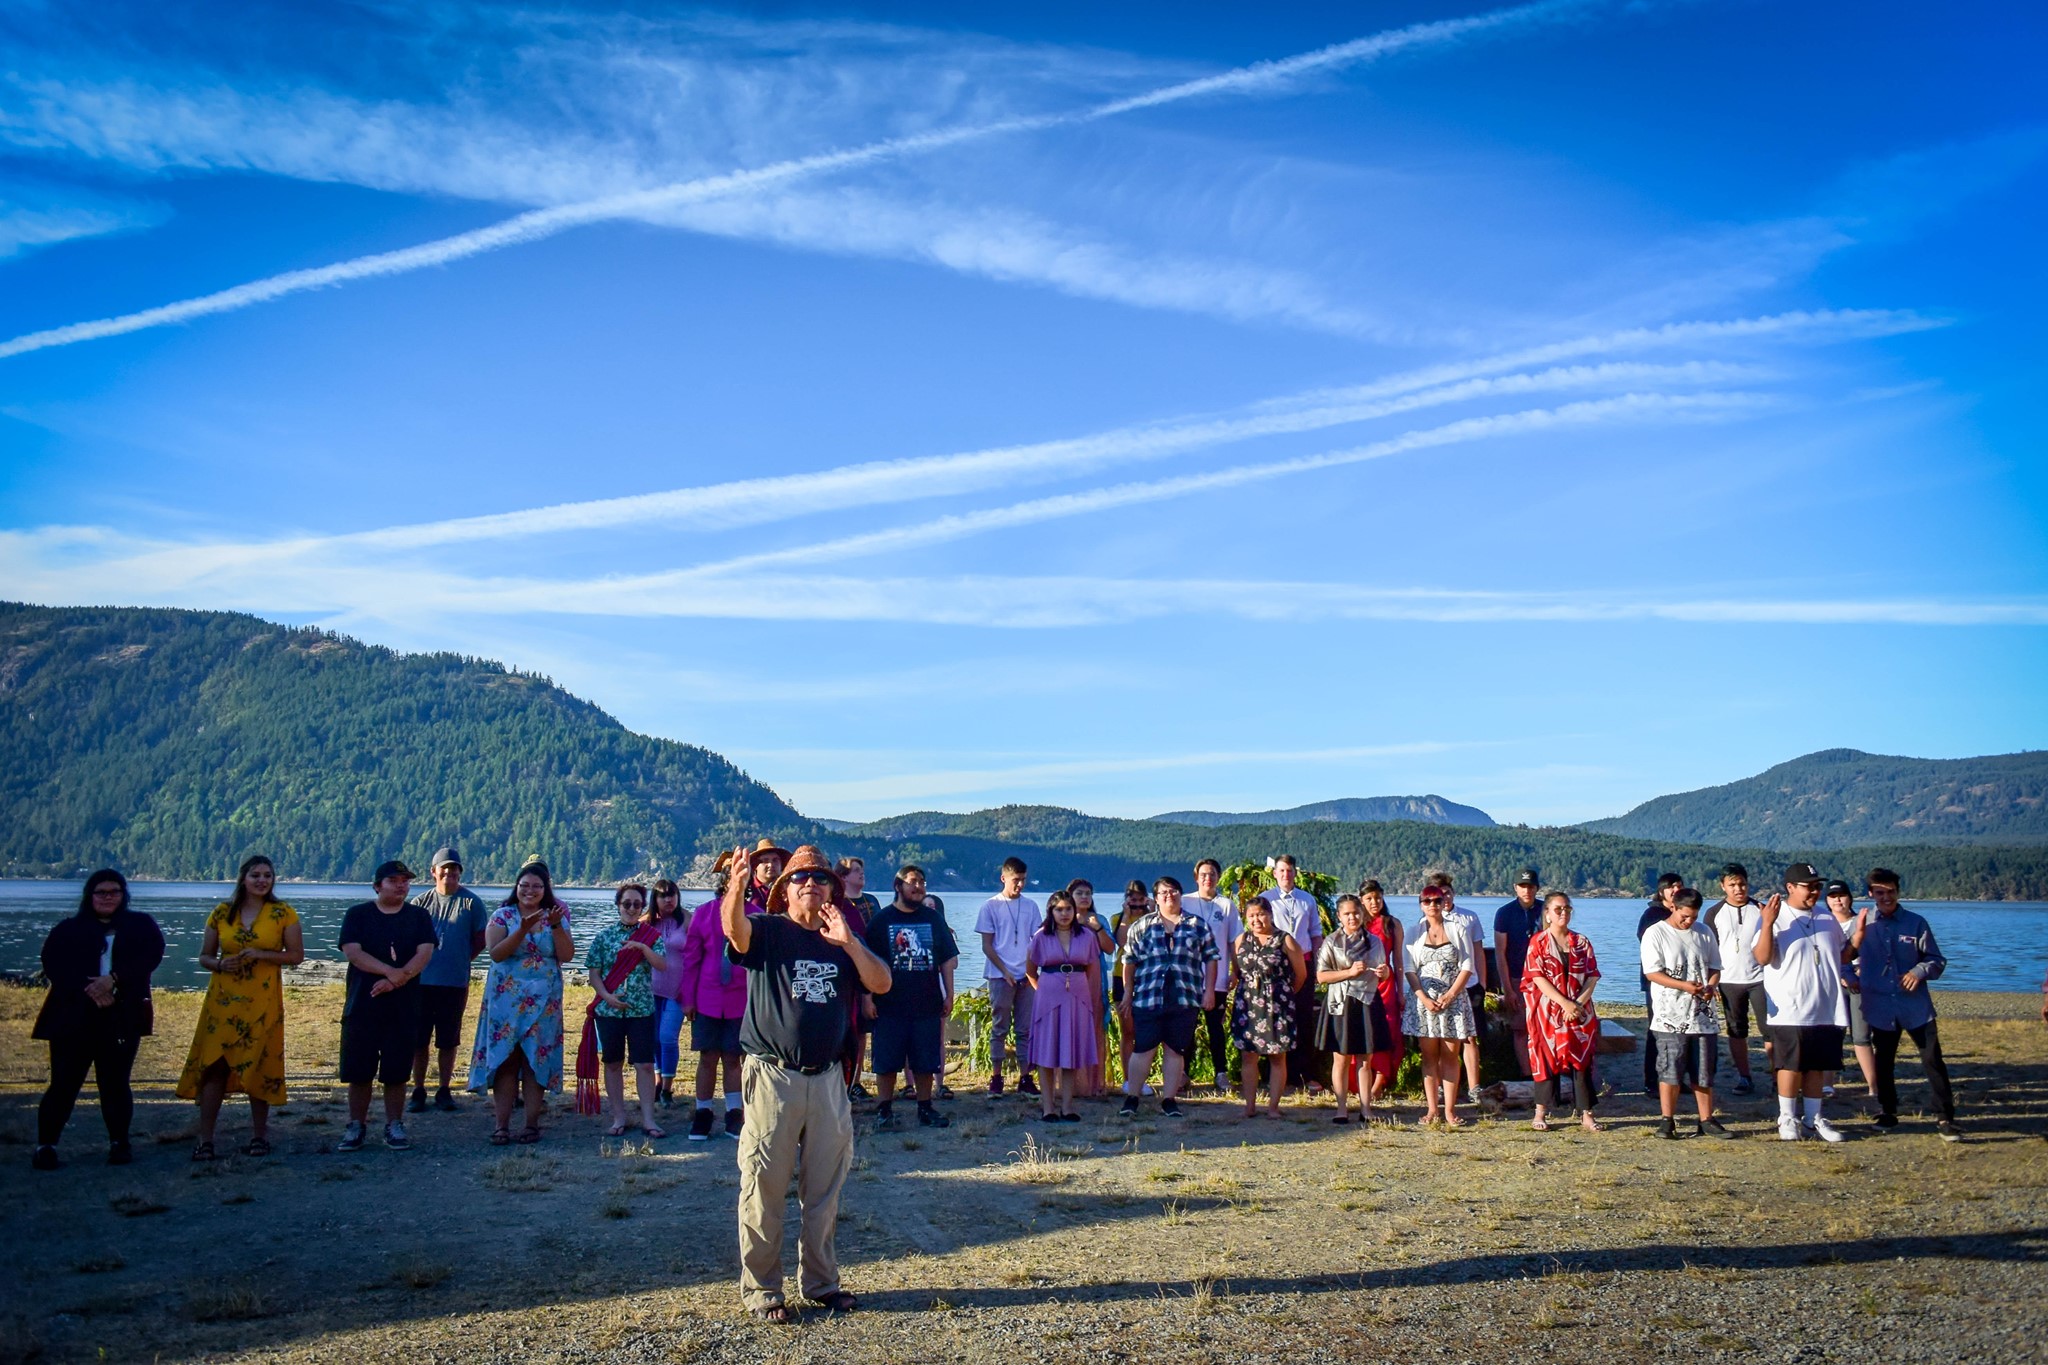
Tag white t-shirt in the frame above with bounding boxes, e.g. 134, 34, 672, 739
1445, 904, 1487, 988
1705, 899, 1766, 986
1181, 893, 1243, 968
974, 894, 1042, 976
1640, 920, 1723, 1034
1760, 907, 1849, 1028
1263, 888, 1323, 954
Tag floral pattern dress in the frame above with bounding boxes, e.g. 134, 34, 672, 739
177, 901, 299, 1104
1231, 933, 1297, 1056
468, 904, 569, 1092
1402, 934, 1477, 1040
1523, 930, 1601, 1081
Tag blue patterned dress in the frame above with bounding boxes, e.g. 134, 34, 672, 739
468, 904, 570, 1091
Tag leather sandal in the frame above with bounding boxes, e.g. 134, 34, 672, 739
753, 1304, 793, 1324
809, 1291, 857, 1313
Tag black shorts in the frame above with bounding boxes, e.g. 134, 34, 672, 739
596, 1014, 656, 1065
1719, 982, 1766, 1038
415, 984, 469, 1051
1652, 1031, 1718, 1088
340, 1002, 418, 1085
1768, 1024, 1845, 1074
1130, 1006, 1199, 1058
870, 1014, 944, 1076
690, 1014, 744, 1054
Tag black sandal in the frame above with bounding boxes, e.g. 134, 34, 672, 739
191, 1141, 217, 1163
753, 1304, 793, 1324
810, 1291, 857, 1313
490, 1128, 512, 1146
244, 1136, 273, 1157
515, 1127, 542, 1144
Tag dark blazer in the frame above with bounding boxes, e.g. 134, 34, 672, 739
32, 909, 167, 1041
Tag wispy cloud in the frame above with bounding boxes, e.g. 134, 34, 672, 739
0, 0, 1615, 361
0, 175, 164, 259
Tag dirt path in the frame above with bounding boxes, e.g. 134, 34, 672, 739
4, 987, 2045, 1363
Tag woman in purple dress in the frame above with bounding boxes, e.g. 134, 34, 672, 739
1025, 891, 1102, 1123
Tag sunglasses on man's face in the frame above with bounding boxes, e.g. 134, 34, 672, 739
787, 870, 834, 886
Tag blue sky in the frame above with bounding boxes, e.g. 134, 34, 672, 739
1, 0, 2044, 825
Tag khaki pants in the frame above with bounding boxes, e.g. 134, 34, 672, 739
737, 1055, 854, 1309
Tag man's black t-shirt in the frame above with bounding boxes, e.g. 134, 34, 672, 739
864, 903, 958, 1020
730, 913, 856, 1072
338, 900, 439, 1020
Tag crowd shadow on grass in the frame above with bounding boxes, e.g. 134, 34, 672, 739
862, 1226, 2048, 1314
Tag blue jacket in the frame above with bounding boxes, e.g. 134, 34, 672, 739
1854, 906, 1945, 1032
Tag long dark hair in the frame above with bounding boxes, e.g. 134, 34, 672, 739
1039, 890, 1078, 936
649, 878, 683, 921
231, 855, 279, 911
78, 868, 128, 918
503, 860, 563, 911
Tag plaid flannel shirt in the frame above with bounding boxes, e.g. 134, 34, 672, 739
1125, 912, 1220, 1012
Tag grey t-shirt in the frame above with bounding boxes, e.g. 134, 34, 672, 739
1639, 919, 1723, 1035
410, 887, 490, 988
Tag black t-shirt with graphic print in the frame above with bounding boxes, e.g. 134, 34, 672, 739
729, 912, 857, 1072
864, 904, 959, 1021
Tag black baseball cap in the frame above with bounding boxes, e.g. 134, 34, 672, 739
1514, 868, 1540, 886
1782, 862, 1823, 886
1823, 879, 1853, 897
430, 845, 462, 870
373, 859, 416, 884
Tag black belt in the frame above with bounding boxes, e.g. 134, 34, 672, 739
751, 1053, 835, 1076
1046, 964, 1083, 974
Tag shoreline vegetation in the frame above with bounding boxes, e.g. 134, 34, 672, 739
3, 982, 2043, 1364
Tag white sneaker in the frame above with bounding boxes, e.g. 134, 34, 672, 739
1810, 1116, 1845, 1144
1777, 1116, 1802, 1142
1821, 1084, 1836, 1099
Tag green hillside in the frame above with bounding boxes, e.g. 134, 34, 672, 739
840, 805, 2048, 900
0, 602, 815, 883
1584, 748, 2048, 848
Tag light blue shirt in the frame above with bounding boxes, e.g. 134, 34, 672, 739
1855, 905, 1945, 1032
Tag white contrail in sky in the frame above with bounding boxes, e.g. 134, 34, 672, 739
0, 0, 1603, 362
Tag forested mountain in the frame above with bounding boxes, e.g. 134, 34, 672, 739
6, 604, 2045, 898
837, 804, 2048, 900
1584, 749, 2048, 848
0, 603, 815, 882
1149, 795, 1494, 828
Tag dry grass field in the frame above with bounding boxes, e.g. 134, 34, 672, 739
3, 983, 2044, 1364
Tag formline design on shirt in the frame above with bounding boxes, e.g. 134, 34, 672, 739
790, 959, 841, 1005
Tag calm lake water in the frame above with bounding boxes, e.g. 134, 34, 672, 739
4, 881, 2044, 1003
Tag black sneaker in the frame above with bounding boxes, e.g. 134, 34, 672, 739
1696, 1118, 1735, 1140
31, 1145, 59, 1172
688, 1108, 714, 1142
1874, 1112, 1899, 1129
1018, 1074, 1040, 1097
1656, 1117, 1681, 1140
336, 1121, 366, 1153
876, 1101, 895, 1126
1118, 1094, 1139, 1118
1160, 1097, 1184, 1118
106, 1139, 134, 1166
725, 1107, 744, 1139
384, 1121, 411, 1150
848, 1082, 870, 1101
406, 1088, 429, 1114
1937, 1120, 1964, 1143
918, 1104, 951, 1129
434, 1090, 459, 1112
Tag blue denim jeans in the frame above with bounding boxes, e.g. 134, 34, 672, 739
653, 996, 687, 1078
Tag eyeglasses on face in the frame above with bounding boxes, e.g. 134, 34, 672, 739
787, 870, 834, 886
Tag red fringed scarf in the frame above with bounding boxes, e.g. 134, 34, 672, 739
575, 921, 662, 1116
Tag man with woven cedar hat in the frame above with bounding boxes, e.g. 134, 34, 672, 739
722, 844, 891, 1322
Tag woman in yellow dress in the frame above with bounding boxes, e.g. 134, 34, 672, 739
177, 855, 304, 1159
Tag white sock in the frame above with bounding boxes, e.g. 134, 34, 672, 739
725, 1091, 742, 1113
1777, 1094, 1797, 1121
1803, 1096, 1822, 1124
695, 1100, 712, 1114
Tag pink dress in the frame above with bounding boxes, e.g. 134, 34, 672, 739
1026, 929, 1101, 1070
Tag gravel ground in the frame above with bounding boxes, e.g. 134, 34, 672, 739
2, 987, 2043, 1364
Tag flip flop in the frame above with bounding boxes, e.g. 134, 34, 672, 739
490, 1128, 512, 1146
515, 1127, 542, 1144
606, 1123, 628, 1137
643, 1125, 667, 1140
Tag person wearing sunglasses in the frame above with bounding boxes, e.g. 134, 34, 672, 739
721, 845, 893, 1323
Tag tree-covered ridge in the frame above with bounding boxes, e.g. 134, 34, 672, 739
1583, 748, 2048, 849
0, 602, 815, 883
1148, 795, 1495, 828
838, 805, 2048, 900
